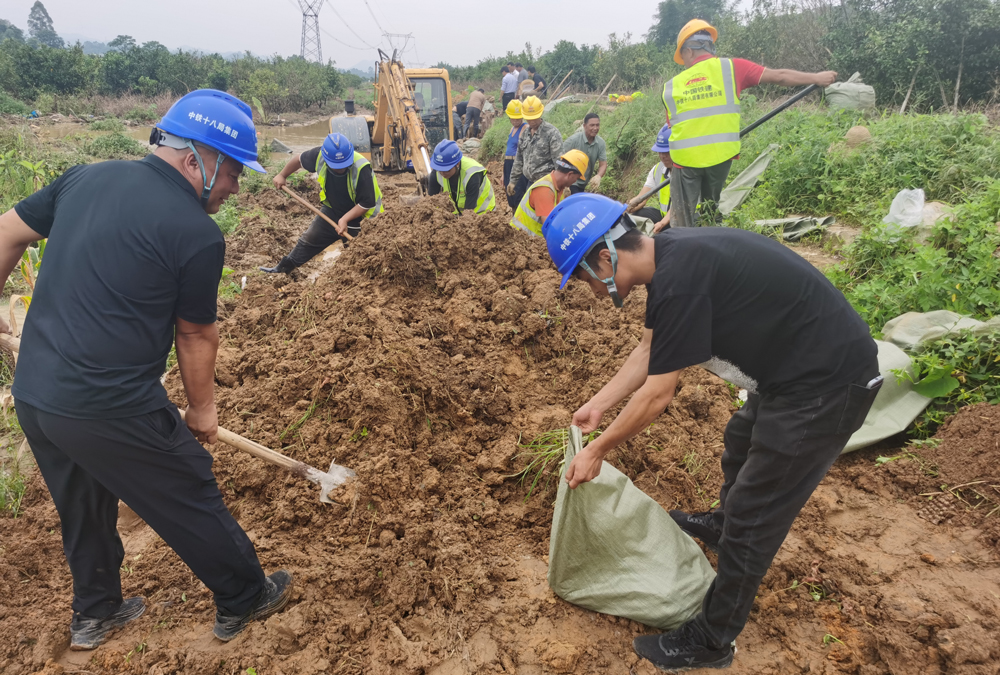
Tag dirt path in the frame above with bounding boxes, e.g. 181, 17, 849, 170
1, 175, 998, 675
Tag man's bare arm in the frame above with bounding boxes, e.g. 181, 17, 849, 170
175, 317, 219, 444
0, 209, 45, 334
759, 68, 837, 88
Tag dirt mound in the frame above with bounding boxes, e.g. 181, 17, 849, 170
4, 192, 1000, 675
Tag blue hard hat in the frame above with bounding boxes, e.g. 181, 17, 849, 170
156, 89, 264, 173
651, 123, 671, 152
430, 139, 462, 171
322, 133, 356, 169
542, 194, 628, 289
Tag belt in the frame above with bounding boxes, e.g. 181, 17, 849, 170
504, 155, 515, 160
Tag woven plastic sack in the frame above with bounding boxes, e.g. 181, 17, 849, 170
825, 73, 876, 111
548, 427, 716, 629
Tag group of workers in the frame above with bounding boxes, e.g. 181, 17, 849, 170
501, 62, 546, 111
0, 18, 872, 675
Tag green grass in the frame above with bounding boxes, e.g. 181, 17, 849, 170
1, 409, 28, 518
0, 92, 31, 115
124, 104, 159, 123
89, 118, 126, 132
508, 427, 601, 500
82, 132, 148, 159
212, 195, 242, 235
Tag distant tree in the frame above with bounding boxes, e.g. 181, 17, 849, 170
27, 1, 63, 49
108, 35, 137, 52
646, 0, 730, 50
0, 19, 25, 43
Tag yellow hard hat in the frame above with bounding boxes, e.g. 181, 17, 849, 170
556, 149, 589, 176
506, 99, 523, 119
521, 96, 544, 120
675, 19, 718, 65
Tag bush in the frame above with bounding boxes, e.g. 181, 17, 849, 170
89, 118, 125, 132
82, 132, 148, 159
124, 104, 158, 122
0, 91, 30, 115
211, 195, 241, 235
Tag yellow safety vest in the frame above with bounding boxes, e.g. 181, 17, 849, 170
436, 156, 496, 215
510, 174, 564, 237
662, 58, 740, 168
653, 162, 672, 218
317, 151, 384, 219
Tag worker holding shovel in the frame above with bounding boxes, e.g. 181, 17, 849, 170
261, 132, 383, 274
0, 90, 292, 648
541, 194, 880, 671
663, 19, 837, 227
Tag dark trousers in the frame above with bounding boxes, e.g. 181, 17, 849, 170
17, 401, 266, 619
452, 112, 464, 137
286, 207, 362, 267
691, 364, 880, 647
503, 158, 514, 188
463, 107, 481, 138
508, 174, 528, 210
569, 184, 585, 195
671, 160, 732, 227
501, 93, 515, 112
633, 206, 665, 223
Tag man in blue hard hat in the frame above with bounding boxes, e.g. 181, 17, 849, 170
427, 139, 496, 214
261, 132, 383, 274
627, 124, 673, 233
542, 194, 880, 672
0, 89, 291, 649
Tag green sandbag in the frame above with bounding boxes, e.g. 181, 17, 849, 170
548, 426, 716, 629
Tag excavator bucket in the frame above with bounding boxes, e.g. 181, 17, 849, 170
328, 115, 372, 160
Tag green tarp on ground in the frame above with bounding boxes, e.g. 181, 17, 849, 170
548, 427, 716, 629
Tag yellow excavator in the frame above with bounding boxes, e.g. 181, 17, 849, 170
329, 49, 453, 193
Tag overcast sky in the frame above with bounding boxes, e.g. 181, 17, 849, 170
3, 0, 664, 70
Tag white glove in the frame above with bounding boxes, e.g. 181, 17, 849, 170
590, 174, 602, 190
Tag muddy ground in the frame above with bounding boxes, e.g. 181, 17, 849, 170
1, 171, 998, 675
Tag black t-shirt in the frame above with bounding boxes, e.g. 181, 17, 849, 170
533, 73, 546, 90
12, 156, 225, 419
644, 227, 876, 396
428, 169, 483, 214
454, 101, 469, 116
299, 146, 376, 221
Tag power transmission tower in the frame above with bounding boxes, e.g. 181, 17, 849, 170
299, 0, 324, 63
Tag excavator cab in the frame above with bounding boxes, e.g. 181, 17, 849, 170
407, 70, 453, 147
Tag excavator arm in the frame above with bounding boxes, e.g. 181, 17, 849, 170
370, 49, 432, 190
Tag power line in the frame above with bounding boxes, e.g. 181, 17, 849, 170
324, 2, 379, 50
317, 22, 374, 52
361, 0, 387, 34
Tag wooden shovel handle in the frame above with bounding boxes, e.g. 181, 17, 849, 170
280, 185, 354, 241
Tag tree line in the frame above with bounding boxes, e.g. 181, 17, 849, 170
439, 0, 1000, 110
0, 2, 352, 114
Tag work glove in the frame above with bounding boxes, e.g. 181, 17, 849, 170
506, 183, 516, 197
589, 174, 602, 190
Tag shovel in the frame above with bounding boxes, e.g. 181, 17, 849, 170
627, 84, 820, 211
280, 185, 354, 241
0, 333, 354, 504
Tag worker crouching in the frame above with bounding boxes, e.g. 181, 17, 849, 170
261, 132, 383, 274
510, 150, 587, 236
427, 139, 495, 214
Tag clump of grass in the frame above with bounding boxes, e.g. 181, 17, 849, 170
124, 104, 159, 123
0, 92, 31, 116
212, 196, 241, 235
1, 410, 28, 518
82, 132, 148, 159
509, 427, 601, 500
89, 118, 126, 132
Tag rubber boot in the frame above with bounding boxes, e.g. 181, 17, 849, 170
259, 257, 296, 274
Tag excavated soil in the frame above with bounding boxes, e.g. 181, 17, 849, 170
1, 177, 999, 675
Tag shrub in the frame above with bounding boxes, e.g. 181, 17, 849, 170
82, 132, 148, 159
0, 91, 30, 115
89, 118, 125, 132
124, 104, 158, 122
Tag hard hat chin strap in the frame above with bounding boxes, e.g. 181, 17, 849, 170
579, 233, 624, 309
183, 139, 225, 210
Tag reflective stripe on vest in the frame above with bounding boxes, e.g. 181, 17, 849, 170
653, 163, 672, 218
436, 156, 496, 214
317, 151, 384, 219
662, 58, 741, 168
510, 174, 563, 237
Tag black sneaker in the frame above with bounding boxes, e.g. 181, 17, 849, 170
213, 570, 293, 641
70, 597, 146, 650
259, 257, 296, 274
669, 510, 721, 553
633, 624, 735, 672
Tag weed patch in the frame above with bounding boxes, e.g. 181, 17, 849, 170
82, 132, 148, 159
89, 118, 126, 132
